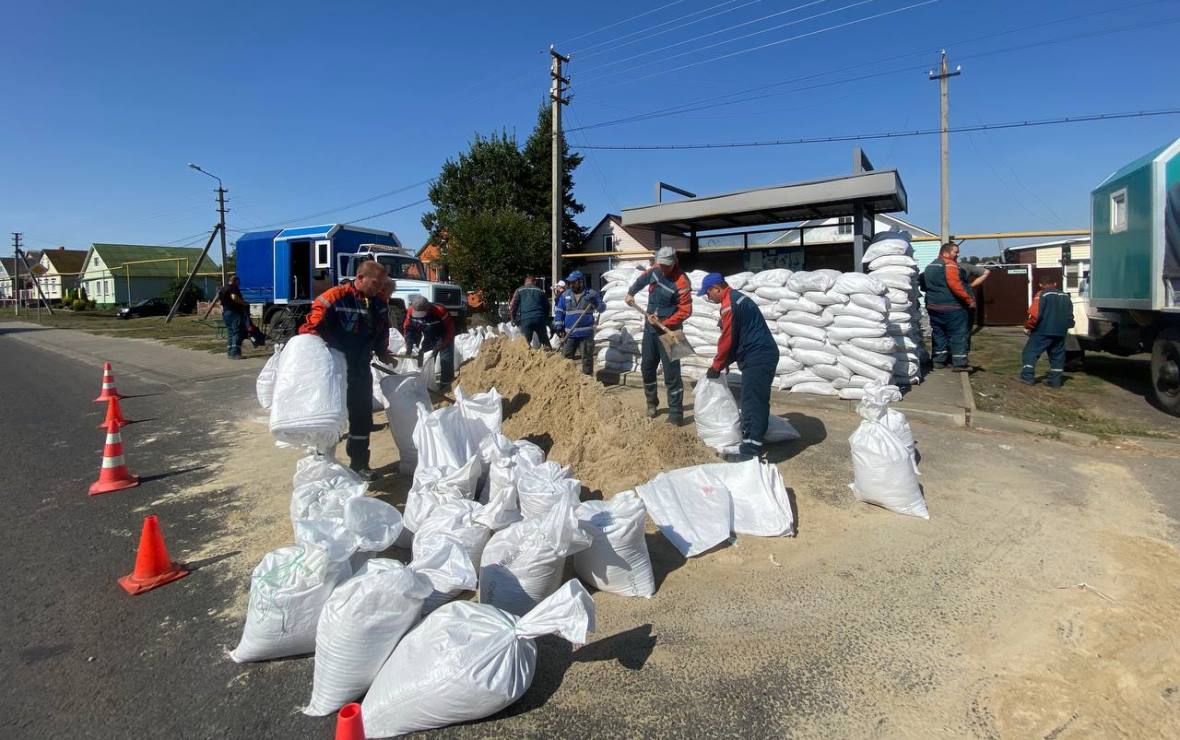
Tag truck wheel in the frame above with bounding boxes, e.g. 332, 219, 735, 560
267, 308, 301, 345
1151, 329, 1180, 416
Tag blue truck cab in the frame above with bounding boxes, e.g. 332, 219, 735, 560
235, 223, 465, 339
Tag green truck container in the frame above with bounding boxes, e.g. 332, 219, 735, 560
1079, 136, 1180, 414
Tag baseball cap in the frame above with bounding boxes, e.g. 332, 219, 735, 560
654, 246, 678, 266
696, 272, 725, 296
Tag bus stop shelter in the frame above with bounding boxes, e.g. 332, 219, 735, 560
620, 150, 908, 272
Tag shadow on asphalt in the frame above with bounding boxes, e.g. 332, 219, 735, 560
487, 623, 659, 724
764, 412, 827, 465
119, 417, 159, 426
0, 326, 46, 335
139, 465, 207, 484
182, 550, 241, 572
646, 532, 686, 592
118, 392, 167, 400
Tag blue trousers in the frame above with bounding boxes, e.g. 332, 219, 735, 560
641, 325, 683, 416
738, 359, 776, 457
929, 308, 969, 368
1021, 333, 1066, 386
520, 320, 550, 349
223, 310, 244, 358
561, 334, 595, 375
345, 357, 373, 470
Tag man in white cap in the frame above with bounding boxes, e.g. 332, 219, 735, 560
624, 246, 693, 424
402, 294, 456, 386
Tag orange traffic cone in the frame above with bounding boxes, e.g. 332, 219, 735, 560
118, 515, 188, 595
94, 361, 124, 402
97, 395, 128, 429
88, 418, 139, 495
335, 704, 365, 740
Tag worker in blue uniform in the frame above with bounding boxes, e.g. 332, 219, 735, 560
700, 272, 780, 462
553, 270, 604, 376
1020, 276, 1074, 387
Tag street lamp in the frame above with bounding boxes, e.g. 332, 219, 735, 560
187, 163, 228, 285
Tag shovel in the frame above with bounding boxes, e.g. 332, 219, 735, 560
631, 304, 695, 361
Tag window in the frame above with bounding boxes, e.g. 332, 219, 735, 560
314, 241, 331, 268
836, 217, 853, 236
92, 256, 98, 267
1065, 263, 1080, 291
602, 234, 614, 252
1110, 188, 1128, 233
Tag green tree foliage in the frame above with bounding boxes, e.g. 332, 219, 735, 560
162, 278, 204, 314
421, 104, 586, 296
446, 210, 548, 304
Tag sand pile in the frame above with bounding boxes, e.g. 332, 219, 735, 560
457, 337, 718, 493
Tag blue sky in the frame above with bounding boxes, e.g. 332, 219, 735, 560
2, 0, 1178, 259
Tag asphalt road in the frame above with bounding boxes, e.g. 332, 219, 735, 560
0, 327, 327, 739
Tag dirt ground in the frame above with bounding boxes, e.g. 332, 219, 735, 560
197, 341, 1180, 737
968, 327, 1180, 439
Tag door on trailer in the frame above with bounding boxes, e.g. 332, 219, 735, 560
978, 265, 1031, 326
289, 241, 312, 301
312, 240, 332, 297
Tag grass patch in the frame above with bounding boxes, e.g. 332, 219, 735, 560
968, 327, 1175, 439
0, 312, 228, 352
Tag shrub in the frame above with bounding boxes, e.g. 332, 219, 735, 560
162, 279, 204, 314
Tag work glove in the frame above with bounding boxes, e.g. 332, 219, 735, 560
705, 367, 721, 380
556, 329, 567, 339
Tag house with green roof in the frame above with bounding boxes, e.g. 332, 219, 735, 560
79, 244, 220, 307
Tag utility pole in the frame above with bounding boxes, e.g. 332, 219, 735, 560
929, 50, 961, 245
217, 185, 229, 286
550, 46, 570, 290
11, 232, 21, 316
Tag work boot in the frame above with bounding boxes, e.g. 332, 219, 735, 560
351, 466, 381, 482
724, 452, 753, 463
665, 413, 683, 427
645, 402, 658, 418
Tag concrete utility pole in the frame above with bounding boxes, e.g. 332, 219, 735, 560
188, 163, 229, 285
550, 46, 570, 290
11, 232, 21, 315
929, 50, 961, 245
16, 245, 53, 315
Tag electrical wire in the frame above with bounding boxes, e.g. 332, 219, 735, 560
233, 178, 434, 231
574, 0, 763, 61
574, 107, 1180, 149
349, 198, 432, 225
560, 0, 689, 50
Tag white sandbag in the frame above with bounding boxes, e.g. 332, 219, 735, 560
878, 273, 918, 291
831, 272, 888, 296
516, 460, 581, 520
747, 293, 776, 307
635, 465, 733, 557
828, 325, 887, 342
403, 458, 483, 537
412, 404, 486, 471
749, 268, 792, 288
872, 263, 918, 277
758, 304, 780, 321
790, 381, 839, 396
840, 387, 868, 400
887, 287, 912, 304
838, 355, 893, 384
786, 270, 835, 293
764, 414, 801, 443
685, 315, 720, 331
826, 302, 886, 322
603, 267, 643, 283
379, 369, 431, 469
858, 385, 917, 461
230, 542, 351, 663
290, 473, 369, 530
773, 332, 792, 349
693, 375, 742, 453
708, 459, 795, 537
776, 356, 804, 374
811, 362, 853, 382
777, 297, 823, 314
849, 384, 927, 518
845, 375, 872, 389
293, 453, 362, 489
256, 349, 281, 409
868, 254, 917, 270
784, 310, 832, 328
693, 343, 717, 358
832, 315, 888, 331
776, 369, 823, 389
754, 285, 800, 301
888, 310, 915, 323
849, 336, 900, 353
803, 290, 849, 306
453, 386, 502, 439
387, 329, 407, 356
684, 325, 721, 345
789, 336, 839, 355
574, 491, 655, 598
413, 498, 494, 570
792, 348, 838, 366
776, 320, 827, 342
361, 580, 594, 737
303, 543, 476, 716
724, 271, 754, 290
480, 495, 593, 616
839, 344, 897, 372
410, 531, 481, 616
886, 322, 914, 336
849, 293, 890, 313
269, 334, 348, 452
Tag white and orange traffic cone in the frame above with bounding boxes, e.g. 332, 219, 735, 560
94, 361, 124, 402
97, 395, 128, 429
88, 418, 139, 496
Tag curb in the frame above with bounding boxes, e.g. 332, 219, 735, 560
969, 410, 1100, 445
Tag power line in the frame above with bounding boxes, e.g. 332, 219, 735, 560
234, 178, 434, 231
349, 197, 432, 224
570, 7, 1180, 133
574, 0, 763, 61
580, 0, 940, 89
574, 108, 1180, 149
560, 0, 688, 49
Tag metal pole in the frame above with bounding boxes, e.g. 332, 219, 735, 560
16, 246, 54, 315
550, 47, 570, 289
12, 232, 20, 315
217, 187, 229, 285
929, 51, 961, 245
166, 224, 221, 322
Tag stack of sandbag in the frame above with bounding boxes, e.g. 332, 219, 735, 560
774, 269, 847, 396
268, 334, 348, 452
595, 266, 647, 374
863, 231, 927, 387
823, 271, 896, 400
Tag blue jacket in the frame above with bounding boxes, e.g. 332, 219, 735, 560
920, 256, 975, 310
712, 287, 779, 371
509, 284, 549, 324
1025, 289, 1074, 336
553, 288, 604, 339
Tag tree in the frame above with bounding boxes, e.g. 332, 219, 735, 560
968, 255, 980, 264
522, 103, 587, 249
163, 278, 204, 314
444, 210, 547, 304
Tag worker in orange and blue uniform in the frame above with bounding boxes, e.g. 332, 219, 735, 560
403, 294, 456, 387
553, 270, 605, 376
700, 272, 780, 462
1020, 276, 1074, 387
920, 241, 976, 371
625, 246, 694, 425
299, 260, 395, 479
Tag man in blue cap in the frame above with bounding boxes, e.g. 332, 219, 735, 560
553, 270, 604, 375
700, 272, 780, 461
625, 246, 693, 424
